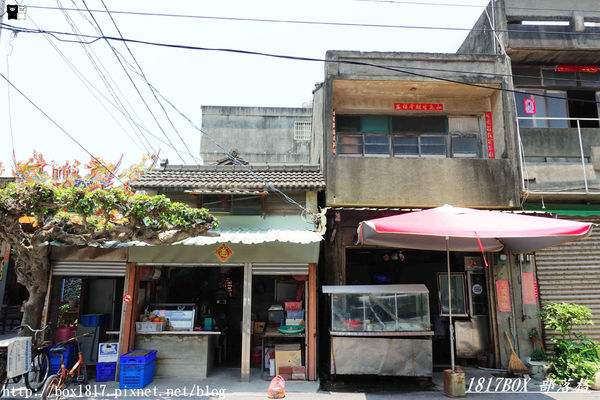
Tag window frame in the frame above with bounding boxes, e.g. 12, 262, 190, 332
336, 114, 485, 159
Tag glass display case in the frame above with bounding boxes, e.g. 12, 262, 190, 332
324, 284, 430, 332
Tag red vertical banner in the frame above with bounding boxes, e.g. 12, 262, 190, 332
332, 108, 336, 156
521, 272, 537, 305
485, 111, 495, 159
495, 280, 512, 312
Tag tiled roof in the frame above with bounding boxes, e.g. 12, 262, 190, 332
132, 164, 325, 192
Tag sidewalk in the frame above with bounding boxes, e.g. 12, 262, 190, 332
3, 367, 599, 399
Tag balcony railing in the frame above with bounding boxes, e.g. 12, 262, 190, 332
517, 117, 600, 194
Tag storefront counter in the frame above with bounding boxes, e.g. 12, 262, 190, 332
323, 284, 433, 377
135, 331, 222, 379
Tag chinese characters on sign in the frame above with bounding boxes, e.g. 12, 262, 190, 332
484, 112, 495, 159
393, 103, 444, 111
214, 243, 234, 262
523, 98, 536, 115
521, 272, 537, 305
495, 280, 512, 312
332, 108, 337, 156
556, 65, 599, 73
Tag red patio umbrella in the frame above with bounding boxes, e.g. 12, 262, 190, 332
356, 204, 593, 371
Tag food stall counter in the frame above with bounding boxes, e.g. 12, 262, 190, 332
323, 284, 433, 377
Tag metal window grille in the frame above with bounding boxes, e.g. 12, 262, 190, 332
294, 121, 312, 141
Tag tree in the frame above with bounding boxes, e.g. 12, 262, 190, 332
0, 152, 216, 330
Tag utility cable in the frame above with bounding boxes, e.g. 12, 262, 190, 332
20, 4, 600, 36
0, 70, 126, 185
6, 30, 17, 170
51, 4, 158, 154
80, 0, 186, 164
98, 0, 196, 165
30, 15, 149, 155
3, 23, 597, 106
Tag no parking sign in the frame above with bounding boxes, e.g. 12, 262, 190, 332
123, 294, 132, 303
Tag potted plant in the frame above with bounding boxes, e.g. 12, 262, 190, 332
55, 303, 78, 343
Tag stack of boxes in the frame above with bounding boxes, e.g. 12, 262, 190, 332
275, 301, 306, 380
96, 342, 118, 381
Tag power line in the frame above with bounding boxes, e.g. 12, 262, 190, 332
29, 14, 149, 155
45, 5, 156, 154
19, 4, 600, 36
0, 70, 126, 185
3, 22, 598, 106
80, 0, 186, 164
97, 0, 197, 165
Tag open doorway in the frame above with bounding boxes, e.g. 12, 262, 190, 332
567, 90, 599, 128
345, 248, 492, 368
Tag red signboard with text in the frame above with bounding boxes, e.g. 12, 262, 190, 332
394, 103, 443, 111
484, 112, 495, 159
496, 280, 512, 312
521, 272, 537, 305
556, 65, 598, 73
332, 108, 336, 156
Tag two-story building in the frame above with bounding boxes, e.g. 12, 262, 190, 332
459, 0, 600, 363
311, 50, 522, 374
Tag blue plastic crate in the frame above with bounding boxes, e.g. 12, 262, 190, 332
119, 350, 157, 365
80, 314, 108, 327
46, 344, 77, 375
119, 360, 155, 389
96, 362, 116, 382
286, 310, 304, 319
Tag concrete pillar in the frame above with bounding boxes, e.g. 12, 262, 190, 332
572, 15, 585, 33
241, 263, 252, 382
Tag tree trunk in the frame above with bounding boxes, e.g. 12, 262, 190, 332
13, 247, 50, 336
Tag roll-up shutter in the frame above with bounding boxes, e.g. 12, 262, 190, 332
534, 216, 600, 351
252, 264, 309, 276
52, 261, 127, 277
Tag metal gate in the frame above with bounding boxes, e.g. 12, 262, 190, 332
51, 261, 127, 277
534, 216, 600, 351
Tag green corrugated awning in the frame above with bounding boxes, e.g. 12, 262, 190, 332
522, 203, 600, 216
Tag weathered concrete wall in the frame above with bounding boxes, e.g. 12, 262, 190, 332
456, 2, 497, 55
520, 128, 600, 191
504, 0, 600, 21
310, 85, 325, 168
200, 106, 312, 163
521, 128, 600, 157
492, 254, 539, 369
327, 158, 518, 207
320, 51, 520, 208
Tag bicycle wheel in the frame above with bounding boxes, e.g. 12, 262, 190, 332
25, 350, 49, 393
41, 375, 60, 400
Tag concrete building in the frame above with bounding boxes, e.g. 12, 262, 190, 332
311, 50, 521, 374
459, 0, 600, 363
200, 106, 312, 164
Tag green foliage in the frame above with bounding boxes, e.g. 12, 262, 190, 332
550, 338, 600, 385
539, 302, 600, 385
0, 182, 217, 241
538, 302, 593, 337
530, 349, 547, 362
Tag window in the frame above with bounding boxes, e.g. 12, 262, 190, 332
515, 90, 568, 128
337, 115, 483, 158
513, 66, 600, 89
293, 121, 312, 141
201, 194, 262, 214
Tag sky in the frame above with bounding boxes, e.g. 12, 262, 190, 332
0, 0, 490, 175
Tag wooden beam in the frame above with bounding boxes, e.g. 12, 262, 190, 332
120, 262, 139, 355
307, 263, 317, 381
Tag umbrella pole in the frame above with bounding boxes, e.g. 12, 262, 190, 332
447, 237, 455, 372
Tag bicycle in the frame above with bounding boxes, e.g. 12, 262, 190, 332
0, 324, 52, 396
17, 324, 53, 393
41, 333, 90, 400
